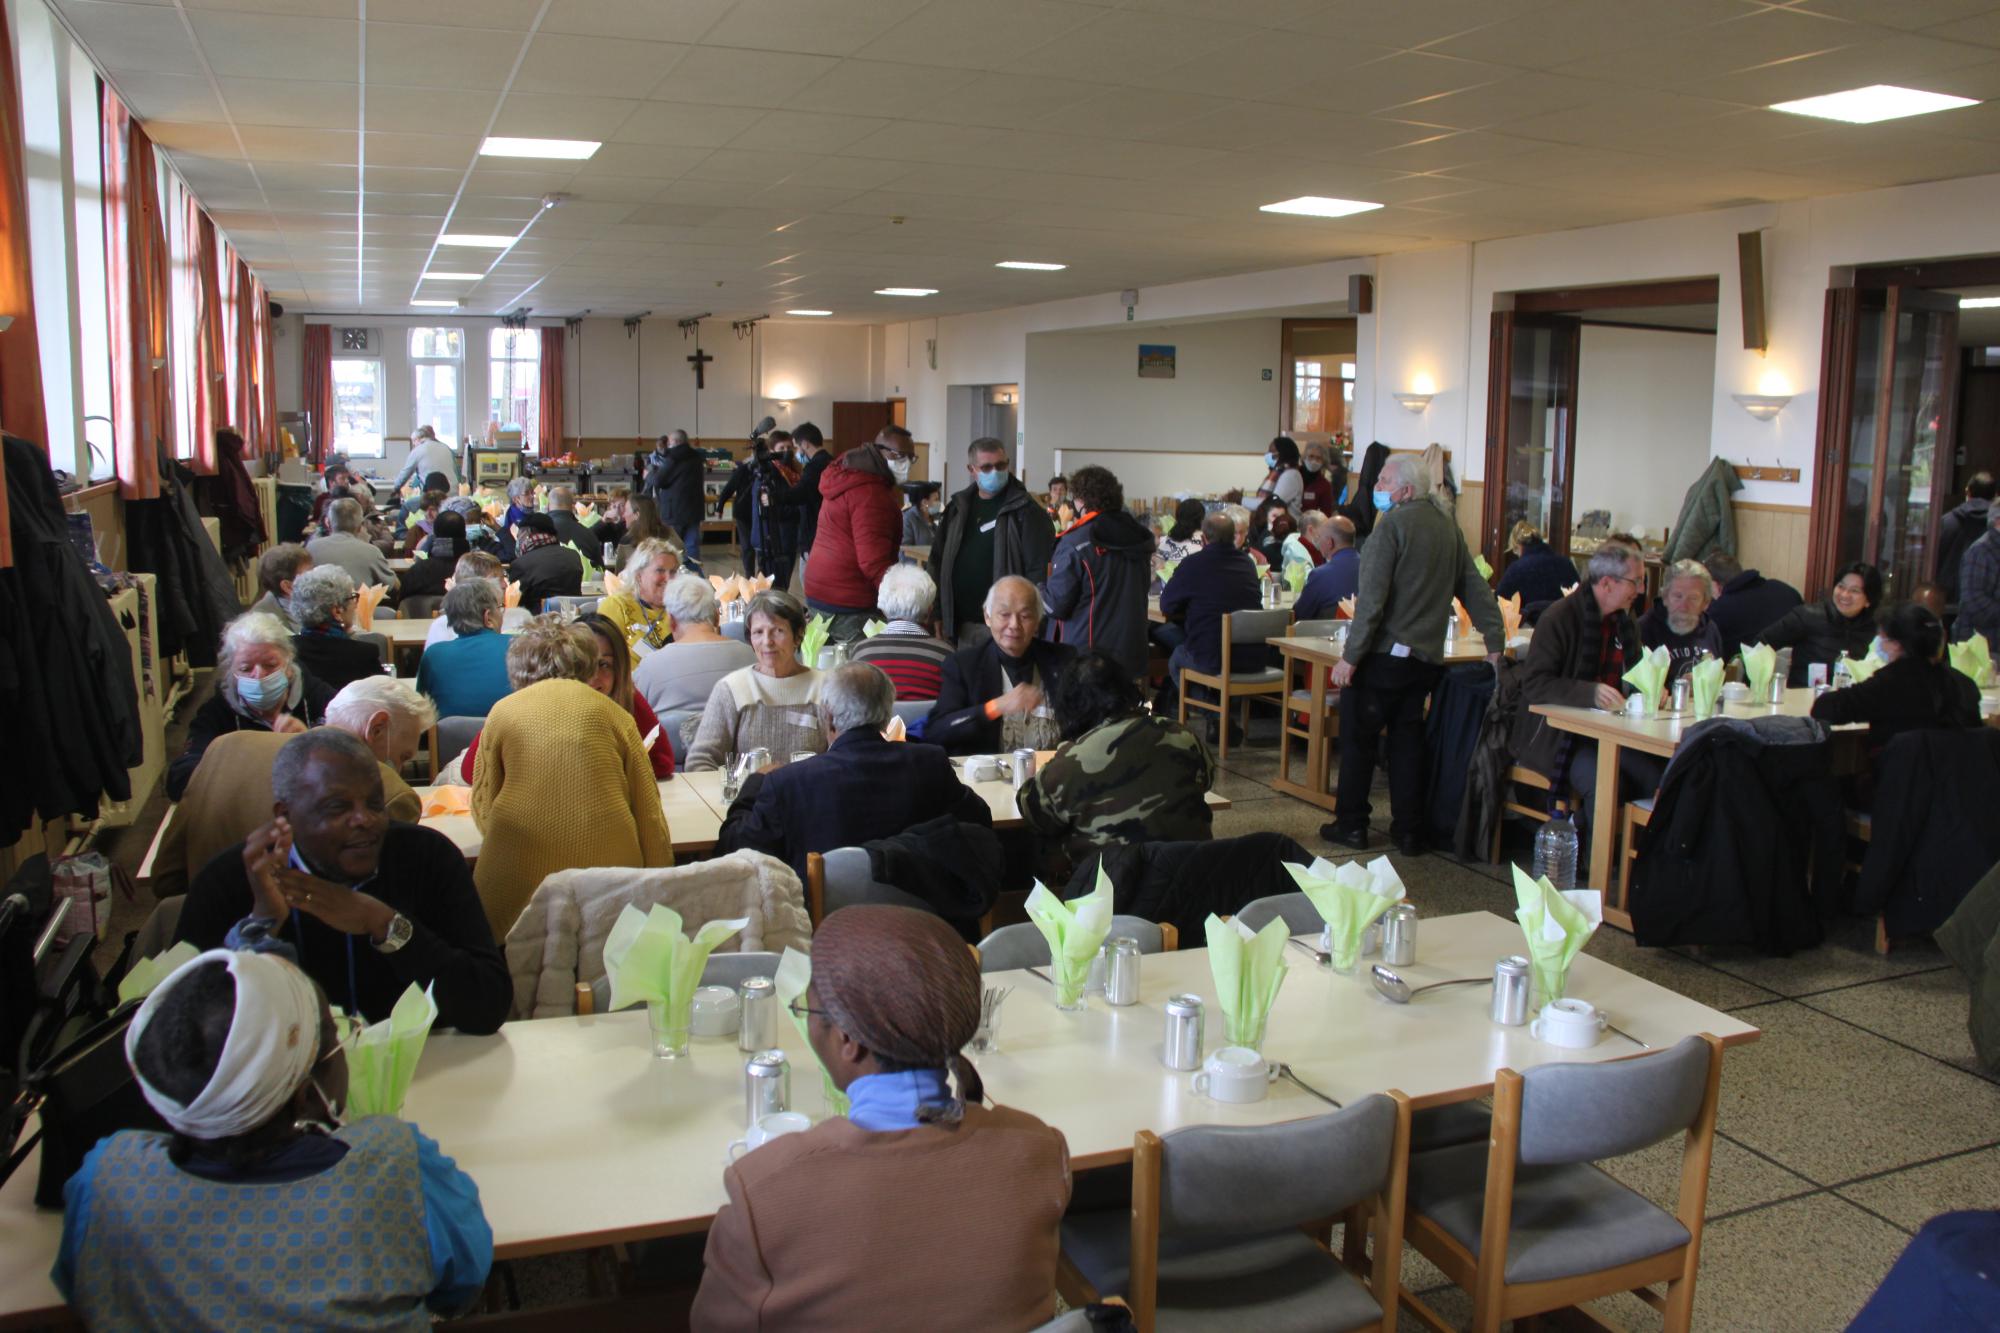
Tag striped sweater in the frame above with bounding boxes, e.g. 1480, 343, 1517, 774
849, 624, 954, 701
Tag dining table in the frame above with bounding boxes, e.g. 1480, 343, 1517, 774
0, 911, 1759, 1325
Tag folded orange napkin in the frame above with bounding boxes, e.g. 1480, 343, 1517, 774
356, 583, 388, 630
603, 570, 626, 599
1451, 598, 1473, 637
1560, 583, 1579, 598
709, 574, 728, 592
882, 715, 906, 742
1500, 593, 1522, 637
504, 580, 521, 609
421, 786, 472, 818
1338, 595, 1356, 620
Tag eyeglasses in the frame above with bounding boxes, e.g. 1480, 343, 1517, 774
787, 998, 833, 1023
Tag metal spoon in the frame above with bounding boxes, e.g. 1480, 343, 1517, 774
1274, 1063, 1342, 1108
1287, 937, 1332, 966
1370, 964, 1492, 1004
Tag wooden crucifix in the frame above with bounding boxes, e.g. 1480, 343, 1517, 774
687, 346, 714, 389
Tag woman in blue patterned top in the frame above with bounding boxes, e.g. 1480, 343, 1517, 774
53, 947, 492, 1330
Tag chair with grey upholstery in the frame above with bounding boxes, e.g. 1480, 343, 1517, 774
891, 699, 931, 730
1402, 1034, 1724, 1333
426, 715, 485, 776
589, 951, 782, 1012
397, 593, 442, 621
1176, 607, 1291, 761
1231, 892, 1322, 939
975, 917, 1179, 973
805, 848, 933, 925
353, 629, 391, 666
544, 595, 602, 617
1060, 1094, 1411, 1332
663, 709, 701, 768
132, 897, 185, 961
721, 618, 749, 644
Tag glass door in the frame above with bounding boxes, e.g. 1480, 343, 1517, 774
1481, 311, 1581, 565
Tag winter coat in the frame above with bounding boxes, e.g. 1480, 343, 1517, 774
167, 669, 337, 801
1062, 832, 1315, 942
1663, 456, 1743, 563
644, 442, 707, 537
1937, 860, 2000, 1074
1958, 529, 2000, 649
1935, 497, 1991, 606
768, 448, 832, 551
1855, 727, 2000, 938
925, 638, 1076, 755
862, 814, 1013, 940
1629, 715, 1840, 954
928, 479, 1056, 629
509, 541, 583, 613
1807, 654, 1980, 759
750, 458, 802, 561
1495, 537, 1575, 609
1760, 597, 1876, 685
1422, 663, 1496, 848
1509, 587, 1642, 780
1454, 657, 1526, 860
127, 455, 243, 665
803, 450, 902, 611
1040, 510, 1155, 680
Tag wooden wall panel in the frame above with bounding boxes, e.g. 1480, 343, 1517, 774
1458, 480, 1485, 559
1734, 502, 1811, 592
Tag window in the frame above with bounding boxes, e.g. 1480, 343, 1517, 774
333, 358, 386, 456
489, 327, 540, 442
409, 327, 462, 444
70, 45, 114, 481
1291, 356, 1357, 434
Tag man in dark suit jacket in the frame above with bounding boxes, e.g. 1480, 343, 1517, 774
926, 575, 1077, 755
719, 663, 991, 881
544, 485, 597, 554
767, 422, 833, 564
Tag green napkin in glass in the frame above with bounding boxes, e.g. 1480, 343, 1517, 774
1689, 655, 1725, 718
116, 941, 199, 1005
800, 614, 831, 666
774, 947, 849, 1117
1621, 645, 1670, 711
1511, 864, 1602, 1005
1474, 553, 1494, 582
1949, 635, 1994, 688
1284, 560, 1309, 595
1023, 869, 1115, 1006
601, 903, 748, 1030
862, 618, 886, 638
1204, 914, 1290, 1049
1740, 642, 1777, 702
343, 982, 437, 1118
1842, 652, 1884, 684
1282, 854, 1405, 972
1159, 560, 1181, 586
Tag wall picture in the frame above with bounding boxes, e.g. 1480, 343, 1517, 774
1137, 343, 1176, 379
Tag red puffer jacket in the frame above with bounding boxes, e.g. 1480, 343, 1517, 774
804, 453, 902, 611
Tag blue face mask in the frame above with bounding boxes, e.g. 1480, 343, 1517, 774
466, 524, 492, 543
235, 669, 290, 712
1265, 452, 1278, 469
976, 468, 1008, 495
1372, 490, 1394, 512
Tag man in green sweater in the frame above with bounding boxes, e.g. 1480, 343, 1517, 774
1327, 454, 1503, 856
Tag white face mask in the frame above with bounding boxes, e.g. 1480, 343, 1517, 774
888, 455, 912, 483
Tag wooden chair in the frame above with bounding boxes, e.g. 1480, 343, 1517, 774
1233, 891, 1324, 938
425, 714, 484, 779
1489, 765, 1555, 863
973, 917, 1179, 972
804, 849, 949, 928
1614, 797, 1655, 933
1060, 1093, 1411, 1332
1401, 1033, 1724, 1333
1841, 809, 1886, 953
1278, 617, 1343, 799
1178, 608, 1291, 761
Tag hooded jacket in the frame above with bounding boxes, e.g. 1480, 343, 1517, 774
644, 439, 707, 536
1937, 497, 1993, 605
1509, 586, 1642, 780
1040, 510, 1156, 679
928, 477, 1056, 629
804, 447, 903, 611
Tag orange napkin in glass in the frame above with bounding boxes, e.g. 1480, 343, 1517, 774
882, 715, 906, 742
504, 580, 522, 609
1500, 593, 1522, 637
421, 786, 472, 818
356, 583, 388, 630
1560, 583, 1578, 598
709, 574, 728, 593
602, 570, 625, 599
1338, 595, 1356, 620
1451, 598, 1473, 637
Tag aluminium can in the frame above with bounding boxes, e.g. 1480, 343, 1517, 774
737, 976, 778, 1052
1381, 903, 1419, 967
1105, 936, 1141, 1006
1491, 955, 1531, 1027
744, 1049, 789, 1126
1163, 993, 1205, 1071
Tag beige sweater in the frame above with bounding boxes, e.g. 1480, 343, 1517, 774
684, 666, 825, 772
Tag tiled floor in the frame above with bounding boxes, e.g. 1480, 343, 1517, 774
1208, 736, 1993, 1331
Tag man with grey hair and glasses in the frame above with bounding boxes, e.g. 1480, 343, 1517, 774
1326, 452, 1504, 857
716, 662, 989, 881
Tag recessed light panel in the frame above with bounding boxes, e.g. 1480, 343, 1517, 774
425, 272, 483, 281
875, 287, 938, 296
997, 260, 1066, 271
1769, 84, 1978, 124
1961, 297, 2000, 309
786, 309, 833, 316
1259, 196, 1384, 218
411, 300, 460, 308
479, 136, 600, 159
438, 234, 516, 248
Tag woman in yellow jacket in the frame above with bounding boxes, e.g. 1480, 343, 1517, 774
470, 617, 673, 938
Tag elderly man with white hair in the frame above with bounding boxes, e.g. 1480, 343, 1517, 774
168, 613, 338, 801
152, 675, 437, 899
850, 564, 955, 700
717, 662, 990, 881
1639, 558, 1725, 681
288, 564, 387, 694
1325, 452, 1504, 857
306, 496, 399, 595
631, 574, 756, 716
926, 575, 1076, 755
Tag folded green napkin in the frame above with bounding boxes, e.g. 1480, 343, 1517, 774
800, 614, 831, 666
1474, 553, 1494, 582
1204, 914, 1290, 1049
1689, 654, 1725, 718
343, 982, 436, 1118
1949, 635, 1994, 688
1841, 651, 1884, 684
862, 618, 886, 638
602, 903, 748, 1027
1284, 559, 1308, 595
1511, 865, 1602, 1004
775, 947, 849, 1116
1282, 854, 1405, 972
1740, 642, 1778, 702
116, 941, 199, 1005
1024, 869, 1115, 1006
1159, 560, 1181, 585
1622, 645, 1670, 710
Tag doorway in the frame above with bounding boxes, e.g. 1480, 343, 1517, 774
1281, 319, 1357, 453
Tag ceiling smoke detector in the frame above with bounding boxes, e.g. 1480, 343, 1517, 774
540, 193, 571, 211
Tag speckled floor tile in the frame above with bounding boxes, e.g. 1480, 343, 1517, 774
1582, 927, 1782, 1014
1697, 915, 1950, 997
1210, 766, 1283, 805
1800, 966, 1993, 1081
1651, 1193, 1905, 1330
1398, 1279, 1473, 1331
1839, 1145, 2000, 1232
1716, 1002, 2000, 1182
1598, 1132, 1818, 1219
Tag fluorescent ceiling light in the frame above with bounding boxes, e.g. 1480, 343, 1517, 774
410, 300, 460, 308
424, 272, 483, 281
480, 136, 600, 159
437, 234, 516, 248
875, 287, 938, 297
997, 260, 1066, 271
1259, 196, 1384, 218
1961, 296, 2000, 309
1769, 84, 1979, 124
786, 309, 833, 317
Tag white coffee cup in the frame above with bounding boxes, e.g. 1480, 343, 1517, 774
1530, 997, 1606, 1049
1806, 662, 1829, 690
1720, 681, 1751, 704
727, 1110, 812, 1161
690, 985, 741, 1038
1190, 1045, 1276, 1104
961, 756, 1000, 784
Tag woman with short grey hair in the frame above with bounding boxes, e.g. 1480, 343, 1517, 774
633, 575, 755, 720
288, 564, 357, 631
685, 590, 823, 771
166, 613, 335, 800
416, 579, 514, 719
852, 565, 955, 701
287, 565, 386, 695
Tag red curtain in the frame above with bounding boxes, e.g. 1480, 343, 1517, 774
538, 326, 565, 459
251, 272, 274, 458
187, 200, 224, 474
220, 243, 247, 446
301, 323, 333, 464
103, 88, 170, 500
0, 5, 49, 567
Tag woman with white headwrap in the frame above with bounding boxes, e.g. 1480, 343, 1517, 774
53, 949, 492, 1330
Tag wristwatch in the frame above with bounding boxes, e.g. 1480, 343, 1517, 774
373, 912, 414, 954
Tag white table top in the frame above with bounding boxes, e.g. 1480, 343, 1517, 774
418, 777, 726, 859
0, 912, 1759, 1319
1270, 631, 1526, 667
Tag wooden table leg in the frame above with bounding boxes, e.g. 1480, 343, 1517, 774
1305, 664, 1329, 798
1277, 647, 1298, 787
1588, 739, 1621, 894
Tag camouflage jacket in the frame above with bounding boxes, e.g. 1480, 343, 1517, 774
1019, 713, 1216, 874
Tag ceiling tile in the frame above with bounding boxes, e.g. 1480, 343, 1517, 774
365, 22, 523, 91
1277, 0, 1553, 48
916, 73, 1105, 131
1041, 88, 1237, 141
1302, 51, 1516, 115
220, 77, 358, 131
108, 73, 228, 124
540, 0, 736, 43
681, 148, 820, 184
1160, 31, 1399, 101
1425, 0, 1763, 70
1000, 7, 1258, 81
364, 87, 500, 137
362, 130, 481, 170
853, 0, 1102, 70
490, 93, 643, 140
52, 0, 203, 75
840, 120, 1004, 163
614, 103, 768, 148
1384, 72, 1620, 130
187, 10, 357, 81
511, 33, 686, 99
699, 0, 929, 56
1788, 0, 1999, 29
784, 59, 974, 116
576, 142, 714, 179
723, 110, 892, 154
146, 120, 252, 158
651, 47, 839, 108
236, 125, 357, 164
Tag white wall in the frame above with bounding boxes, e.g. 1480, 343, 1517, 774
1571, 325, 1717, 537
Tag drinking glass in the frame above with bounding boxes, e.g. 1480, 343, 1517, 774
647, 999, 691, 1059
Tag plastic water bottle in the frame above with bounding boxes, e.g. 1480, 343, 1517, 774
1532, 803, 1580, 891
1832, 657, 1853, 690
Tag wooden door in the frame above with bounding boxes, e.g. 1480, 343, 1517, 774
1480, 311, 1582, 566
831, 400, 892, 455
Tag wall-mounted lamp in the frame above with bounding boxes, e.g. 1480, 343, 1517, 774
1393, 391, 1433, 413
1731, 392, 1792, 421
769, 380, 801, 412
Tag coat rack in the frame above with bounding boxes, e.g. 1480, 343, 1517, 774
1731, 463, 1800, 483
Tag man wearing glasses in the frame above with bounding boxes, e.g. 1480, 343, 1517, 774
1511, 540, 1658, 840
927, 436, 1056, 647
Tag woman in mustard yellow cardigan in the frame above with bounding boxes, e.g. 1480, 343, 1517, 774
470, 618, 673, 938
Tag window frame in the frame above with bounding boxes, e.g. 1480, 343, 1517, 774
408, 326, 464, 447
331, 356, 388, 458
488, 326, 541, 444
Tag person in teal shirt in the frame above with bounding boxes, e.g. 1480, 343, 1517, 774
416, 579, 513, 720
